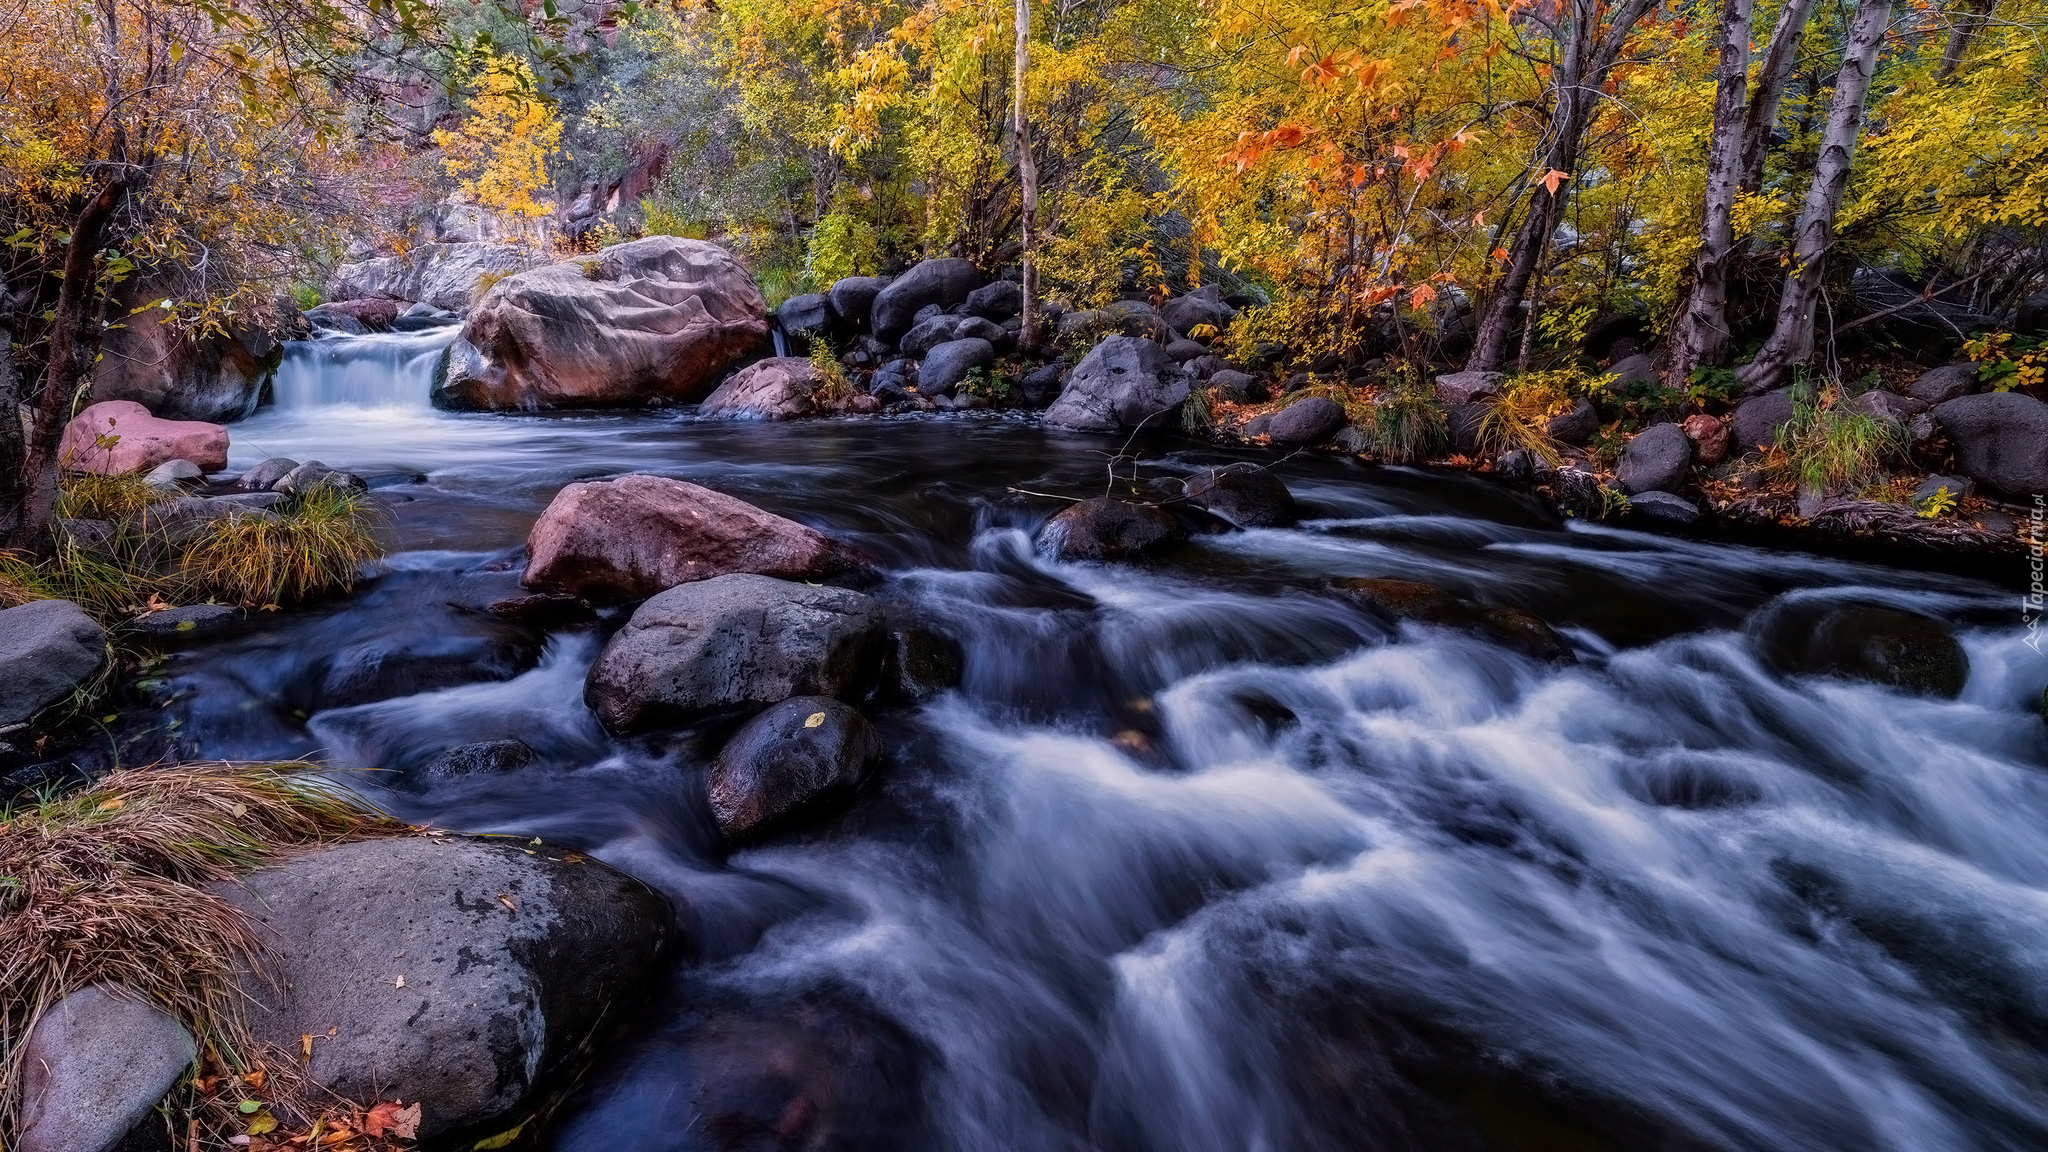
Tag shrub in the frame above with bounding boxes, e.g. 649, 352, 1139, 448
807, 342, 855, 405
1478, 370, 1583, 466
1367, 377, 1448, 463
288, 281, 323, 311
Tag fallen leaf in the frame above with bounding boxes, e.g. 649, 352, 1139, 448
248, 1111, 279, 1136
497, 893, 517, 913
390, 1101, 421, 1139
95, 797, 125, 813
243, 1067, 267, 1088
364, 1100, 422, 1139
804, 711, 827, 728
301, 1034, 314, 1058
240, 1100, 264, 1115
393, 974, 406, 988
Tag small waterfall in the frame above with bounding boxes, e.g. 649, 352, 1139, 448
272, 325, 461, 410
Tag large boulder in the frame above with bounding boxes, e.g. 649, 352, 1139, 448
221, 838, 674, 1140
1036, 497, 1186, 561
1752, 601, 1969, 697
919, 338, 995, 396
1159, 290, 1235, 337
523, 474, 862, 602
1264, 396, 1348, 445
1731, 391, 1795, 455
584, 574, 888, 732
16, 985, 195, 1152
0, 599, 107, 728
435, 238, 769, 410
1043, 336, 1188, 432
89, 302, 274, 423
827, 276, 889, 330
699, 357, 823, 420
327, 241, 541, 313
964, 280, 1022, 321
708, 696, 885, 842
1615, 422, 1692, 494
898, 314, 963, 358
59, 400, 228, 475
1182, 463, 1297, 527
1908, 363, 1979, 405
777, 293, 836, 336
869, 258, 983, 343
1934, 391, 2048, 498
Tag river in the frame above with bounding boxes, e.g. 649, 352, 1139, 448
167, 329, 2048, 1150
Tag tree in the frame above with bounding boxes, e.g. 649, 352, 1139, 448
1015, 0, 1041, 350
432, 47, 565, 233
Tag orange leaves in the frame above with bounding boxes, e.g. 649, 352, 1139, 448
363, 1102, 422, 1140
1542, 168, 1571, 195
1220, 124, 1317, 172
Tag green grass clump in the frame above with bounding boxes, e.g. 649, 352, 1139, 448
176, 487, 382, 608
1775, 399, 1903, 494
1368, 378, 1449, 463
56, 470, 177, 523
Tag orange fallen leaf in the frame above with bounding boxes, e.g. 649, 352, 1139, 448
300, 1034, 314, 1059
497, 893, 517, 913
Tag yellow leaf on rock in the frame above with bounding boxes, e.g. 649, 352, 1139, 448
804, 712, 827, 728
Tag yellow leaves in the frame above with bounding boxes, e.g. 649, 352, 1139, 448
432, 50, 563, 222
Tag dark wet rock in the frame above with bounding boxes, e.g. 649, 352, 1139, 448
1447, 402, 1488, 457
1208, 370, 1260, 403
708, 696, 884, 842
1546, 397, 1600, 446
1434, 371, 1502, 405
1731, 390, 1795, 455
1018, 363, 1064, 407
963, 280, 1022, 321
898, 314, 962, 358
1163, 338, 1209, 363
1104, 299, 1170, 341
1603, 353, 1659, 389
871, 259, 983, 343
1615, 422, 1692, 495
0, 599, 106, 729
1909, 474, 1974, 514
585, 574, 888, 733
274, 460, 367, 496
1547, 466, 1612, 521
1844, 390, 1929, 425
1622, 754, 1765, 810
1626, 490, 1701, 525
523, 474, 863, 603
1264, 396, 1348, 446
1934, 391, 2048, 498
311, 616, 543, 712
1333, 578, 1575, 663
1043, 336, 1187, 432
16, 985, 195, 1152
828, 276, 889, 331
237, 457, 298, 491
778, 293, 836, 336
487, 593, 598, 627
124, 604, 247, 639
421, 738, 536, 780
220, 838, 674, 1140
919, 338, 996, 396
883, 622, 965, 703
1908, 363, 1979, 405
952, 315, 1008, 347
1182, 463, 1298, 527
1036, 498, 1187, 561
2018, 291, 2048, 335
1753, 601, 1969, 697
1494, 449, 1553, 483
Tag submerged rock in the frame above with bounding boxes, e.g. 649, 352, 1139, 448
220, 838, 674, 1141
709, 696, 885, 841
436, 237, 769, 410
1037, 497, 1187, 561
0, 599, 107, 729
523, 474, 863, 603
16, 984, 195, 1152
420, 738, 537, 780
585, 574, 889, 732
1753, 600, 1969, 697
1182, 462, 1298, 527
1332, 578, 1575, 663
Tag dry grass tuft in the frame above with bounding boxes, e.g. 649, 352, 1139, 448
176, 487, 383, 608
56, 469, 178, 523
0, 762, 404, 1134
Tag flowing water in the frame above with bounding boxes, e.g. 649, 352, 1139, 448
168, 333, 2048, 1150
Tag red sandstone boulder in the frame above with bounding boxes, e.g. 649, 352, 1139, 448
699, 357, 823, 420
435, 237, 769, 411
522, 474, 863, 602
59, 400, 229, 475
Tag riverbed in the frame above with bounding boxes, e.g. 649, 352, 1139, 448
157, 331, 2048, 1150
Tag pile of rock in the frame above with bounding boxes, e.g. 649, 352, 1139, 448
520, 474, 954, 842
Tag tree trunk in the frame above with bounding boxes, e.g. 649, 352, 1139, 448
1737, 0, 1818, 194
1659, 0, 1757, 387
1935, 0, 1997, 80
1738, 0, 1894, 395
7, 178, 126, 554
1014, 0, 1041, 353
1467, 0, 1657, 373
0, 271, 22, 544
